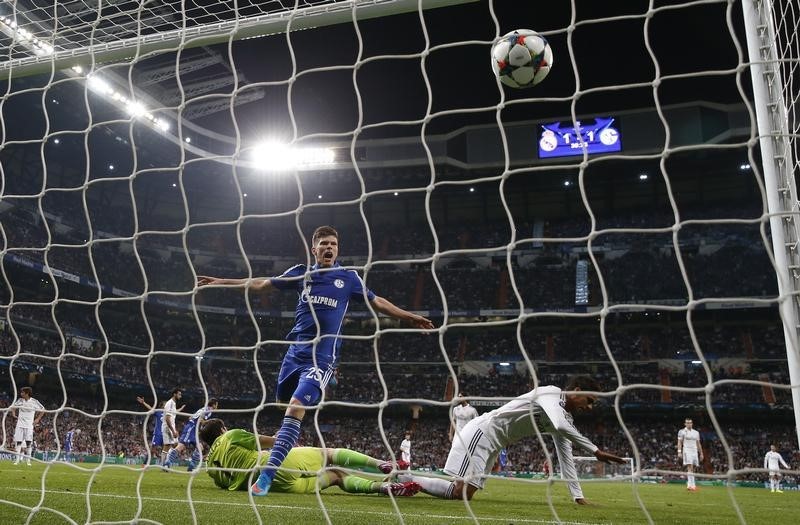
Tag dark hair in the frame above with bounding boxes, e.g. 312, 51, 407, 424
312, 226, 338, 244
198, 418, 226, 447
564, 375, 601, 392
21, 386, 33, 396
172, 388, 182, 396
208, 398, 218, 407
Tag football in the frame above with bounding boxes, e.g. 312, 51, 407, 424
491, 29, 553, 88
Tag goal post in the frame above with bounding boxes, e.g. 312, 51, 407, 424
741, 0, 800, 449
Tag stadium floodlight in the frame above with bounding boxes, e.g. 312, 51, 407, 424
639, 173, 649, 180
87, 74, 171, 132
249, 141, 335, 171
125, 101, 147, 117
0, 16, 53, 55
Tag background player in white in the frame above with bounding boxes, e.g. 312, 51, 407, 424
764, 444, 790, 493
10, 387, 44, 466
161, 388, 182, 463
400, 376, 624, 503
400, 431, 412, 466
677, 418, 703, 492
449, 394, 479, 442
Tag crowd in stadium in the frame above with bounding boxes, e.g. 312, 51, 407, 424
1, 190, 796, 490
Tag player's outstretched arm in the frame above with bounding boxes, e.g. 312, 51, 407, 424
370, 296, 434, 329
136, 396, 154, 411
594, 449, 626, 464
197, 275, 272, 291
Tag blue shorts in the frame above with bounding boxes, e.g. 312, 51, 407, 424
276, 351, 335, 405
179, 422, 197, 446
152, 430, 163, 447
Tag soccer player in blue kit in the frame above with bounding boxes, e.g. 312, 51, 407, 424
197, 225, 434, 496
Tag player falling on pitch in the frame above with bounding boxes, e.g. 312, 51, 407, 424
399, 376, 625, 504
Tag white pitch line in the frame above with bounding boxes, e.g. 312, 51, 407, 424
5, 487, 603, 525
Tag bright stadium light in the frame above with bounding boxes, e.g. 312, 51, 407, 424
250, 141, 335, 171
126, 101, 147, 117
87, 76, 113, 96
0, 17, 53, 55
86, 74, 171, 132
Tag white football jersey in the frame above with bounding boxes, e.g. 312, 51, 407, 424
163, 399, 177, 427
678, 428, 700, 451
13, 397, 44, 429
765, 451, 789, 470
452, 403, 479, 432
475, 385, 598, 453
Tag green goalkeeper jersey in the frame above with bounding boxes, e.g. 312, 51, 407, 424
206, 429, 266, 490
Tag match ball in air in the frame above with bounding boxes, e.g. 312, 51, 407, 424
491, 29, 553, 88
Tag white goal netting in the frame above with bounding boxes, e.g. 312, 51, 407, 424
1, 0, 799, 524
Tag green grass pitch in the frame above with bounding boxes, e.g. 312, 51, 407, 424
1, 462, 798, 524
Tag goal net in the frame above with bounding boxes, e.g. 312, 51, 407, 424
1, 0, 799, 523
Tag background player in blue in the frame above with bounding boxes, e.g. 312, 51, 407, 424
197, 225, 434, 496
137, 396, 183, 466
164, 398, 218, 471
63, 428, 80, 462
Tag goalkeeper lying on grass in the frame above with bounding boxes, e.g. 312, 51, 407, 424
198, 418, 420, 496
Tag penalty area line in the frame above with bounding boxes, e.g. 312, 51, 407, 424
5, 487, 602, 525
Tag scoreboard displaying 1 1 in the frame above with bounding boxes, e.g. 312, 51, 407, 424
538, 117, 622, 159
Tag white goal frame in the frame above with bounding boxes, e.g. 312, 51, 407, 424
742, 0, 800, 448
0, 0, 477, 80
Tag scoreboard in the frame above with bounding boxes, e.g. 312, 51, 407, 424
537, 116, 622, 158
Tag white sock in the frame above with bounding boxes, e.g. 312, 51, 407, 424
688, 474, 695, 488
776, 480, 781, 490
770, 479, 775, 490
14, 444, 22, 461
405, 475, 456, 499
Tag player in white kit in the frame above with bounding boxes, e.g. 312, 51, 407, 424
10, 387, 44, 466
161, 388, 183, 459
449, 395, 479, 442
677, 418, 703, 491
400, 432, 412, 465
400, 376, 625, 504
764, 444, 790, 493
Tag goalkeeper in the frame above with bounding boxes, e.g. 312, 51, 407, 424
399, 376, 625, 504
198, 418, 420, 497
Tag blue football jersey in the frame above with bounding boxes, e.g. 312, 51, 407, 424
64, 430, 75, 451
179, 406, 215, 445
270, 263, 375, 367
153, 410, 163, 437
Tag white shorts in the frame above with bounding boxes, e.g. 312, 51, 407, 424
161, 423, 178, 445
769, 469, 782, 478
401, 452, 411, 463
683, 450, 699, 466
443, 420, 498, 490
14, 426, 33, 443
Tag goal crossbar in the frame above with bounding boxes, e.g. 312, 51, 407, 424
0, 0, 477, 80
